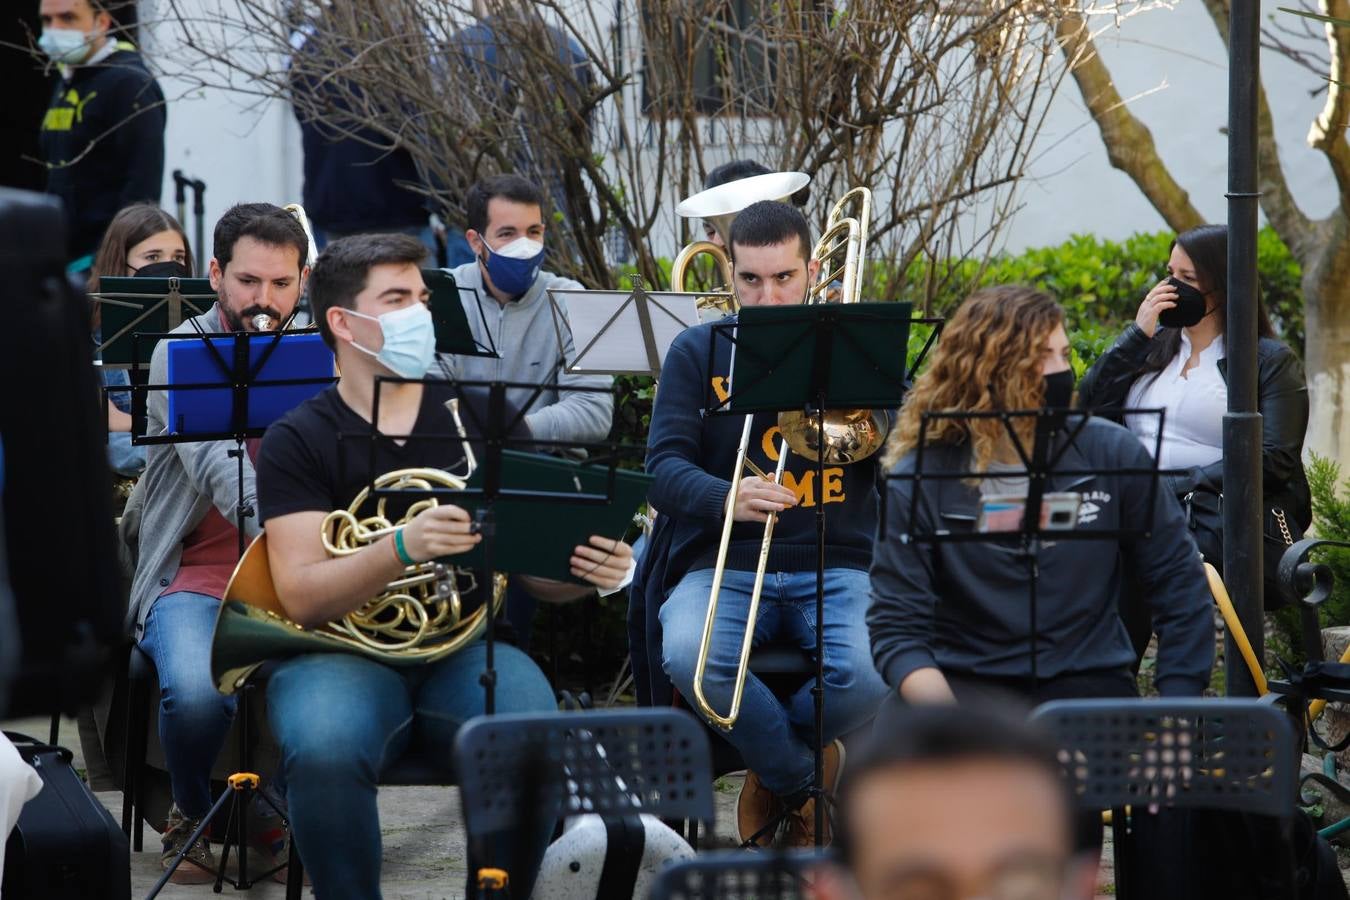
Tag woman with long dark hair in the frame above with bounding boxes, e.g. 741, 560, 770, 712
1078, 224, 1310, 622
88, 204, 192, 477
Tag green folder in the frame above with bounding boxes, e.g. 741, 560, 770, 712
454, 449, 652, 581
723, 302, 912, 413
94, 276, 217, 367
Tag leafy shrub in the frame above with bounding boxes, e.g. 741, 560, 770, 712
1273, 454, 1350, 660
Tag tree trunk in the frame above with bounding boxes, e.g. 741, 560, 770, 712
1301, 217, 1350, 462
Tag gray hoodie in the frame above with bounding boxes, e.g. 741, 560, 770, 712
119, 306, 263, 636
445, 262, 614, 446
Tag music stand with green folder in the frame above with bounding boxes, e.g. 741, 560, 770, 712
707, 301, 912, 845
361, 374, 630, 715
91, 275, 217, 368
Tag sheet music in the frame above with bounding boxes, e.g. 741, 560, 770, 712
551, 289, 700, 374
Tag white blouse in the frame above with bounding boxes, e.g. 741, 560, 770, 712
1124, 332, 1227, 469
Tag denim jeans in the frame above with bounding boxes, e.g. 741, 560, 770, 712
101, 363, 145, 476
138, 591, 238, 818
265, 642, 555, 900
659, 567, 889, 798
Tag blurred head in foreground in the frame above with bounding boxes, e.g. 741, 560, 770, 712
819, 704, 1095, 900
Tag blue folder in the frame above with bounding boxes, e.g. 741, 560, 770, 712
165, 332, 335, 436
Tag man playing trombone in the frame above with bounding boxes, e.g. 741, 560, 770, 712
645, 200, 890, 848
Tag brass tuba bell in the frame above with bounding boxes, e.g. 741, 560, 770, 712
777, 186, 889, 465
671, 171, 811, 318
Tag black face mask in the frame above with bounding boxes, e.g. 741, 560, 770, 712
1042, 368, 1075, 410
131, 260, 191, 279
1159, 276, 1210, 329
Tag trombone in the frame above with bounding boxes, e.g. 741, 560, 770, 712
692, 186, 886, 731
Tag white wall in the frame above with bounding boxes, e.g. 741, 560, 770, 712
141, 0, 304, 262
1013, 2, 1335, 250
135, 1, 1336, 259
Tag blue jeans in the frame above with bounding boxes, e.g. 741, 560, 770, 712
659, 567, 889, 798
100, 363, 145, 476
266, 642, 555, 900
139, 592, 238, 818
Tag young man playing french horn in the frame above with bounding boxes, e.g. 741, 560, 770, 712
254, 233, 631, 899
645, 200, 891, 848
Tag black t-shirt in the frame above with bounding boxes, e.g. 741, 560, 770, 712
257, 381, 526, 524
256, 382, 528, 622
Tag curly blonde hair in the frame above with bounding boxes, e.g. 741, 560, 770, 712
884, 285, 1065, 471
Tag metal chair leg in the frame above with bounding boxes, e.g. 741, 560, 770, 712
286, 839, 305, 900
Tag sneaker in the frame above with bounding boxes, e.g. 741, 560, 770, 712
783, 740, 846, 848
735, 769, 783, 848
161, 804, 218, 885
251, 823, 310, 886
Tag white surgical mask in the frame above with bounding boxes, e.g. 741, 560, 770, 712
346, 304, 437, 379
38, 28, 95, 66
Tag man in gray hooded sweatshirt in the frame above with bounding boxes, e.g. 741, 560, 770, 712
445, 174, 613, 447
446, 174, 615, 644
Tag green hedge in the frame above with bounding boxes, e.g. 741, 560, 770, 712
1274, 455, 1350, 660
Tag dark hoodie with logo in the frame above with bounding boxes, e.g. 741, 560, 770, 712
868, 415, 1214, 696
40, 42, 165, 261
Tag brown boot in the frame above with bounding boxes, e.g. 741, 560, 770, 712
736, 769, 783, 848
783, 740, 846, 848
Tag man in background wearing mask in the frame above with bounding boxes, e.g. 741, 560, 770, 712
254, 233, 631, 899
37, 0, 165, 269
120, 203, 310, 883
447, 174, 615, 646
447, 174, 613, 446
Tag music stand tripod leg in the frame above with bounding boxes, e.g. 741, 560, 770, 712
812, 400, 827, 847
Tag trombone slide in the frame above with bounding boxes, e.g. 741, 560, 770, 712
693, 416, 790, 731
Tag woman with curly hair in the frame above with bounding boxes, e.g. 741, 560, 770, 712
867, 285, 1214, 709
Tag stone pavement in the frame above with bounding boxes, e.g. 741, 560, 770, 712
2, 715, 745, 899
5, 715, 1120, 899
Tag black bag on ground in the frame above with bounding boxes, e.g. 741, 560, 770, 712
1, 731, 129, 900
1125, 806, 1346, 900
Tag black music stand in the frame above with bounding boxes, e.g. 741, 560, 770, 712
125, 322, 335, 896
888, 405, 1175, 689
91, 275, 216, 368
356, 371, 636, 716
424, 268, 499, 359
707, 302, 912, 845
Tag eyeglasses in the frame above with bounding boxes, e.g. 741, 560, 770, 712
873, 856, 1070, 900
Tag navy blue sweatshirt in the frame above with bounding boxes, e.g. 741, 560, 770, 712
646, 321, 883, 593
40, 45, 165, 261
867, 416, 1214, 696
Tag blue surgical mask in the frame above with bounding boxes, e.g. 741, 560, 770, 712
38, 28, 95, 66
346, 303, 437, 379
481, 236, 545, 298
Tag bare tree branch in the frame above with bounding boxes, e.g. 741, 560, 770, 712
1052, 1, 1205, 232
1201, 0, 1316, 256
